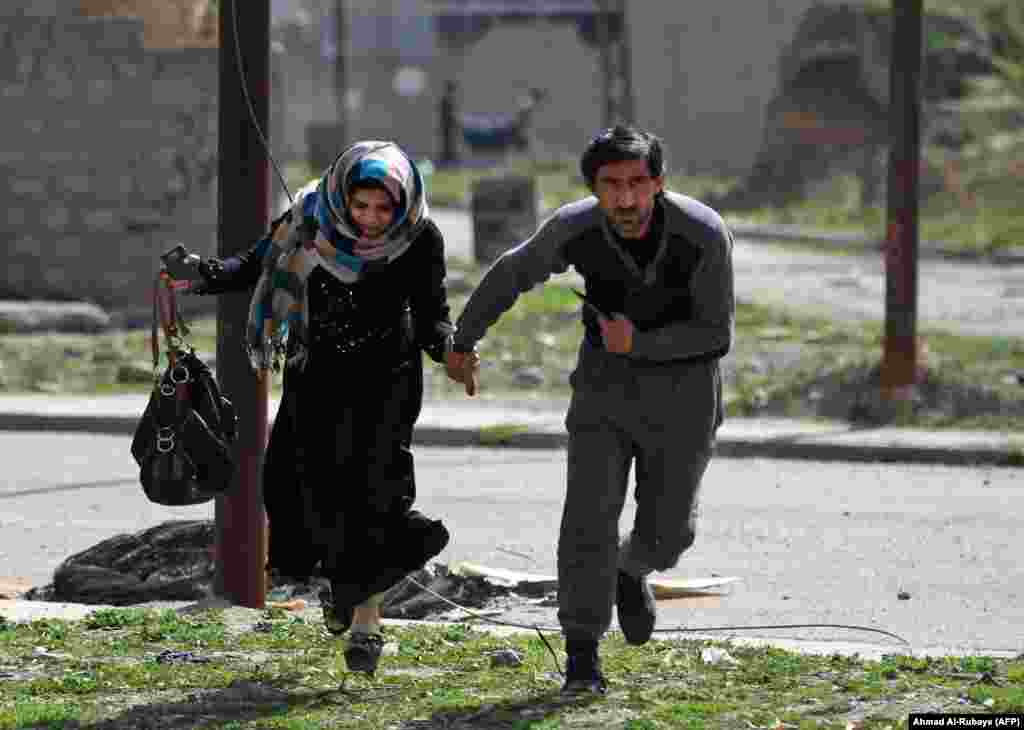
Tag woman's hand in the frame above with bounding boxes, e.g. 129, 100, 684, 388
186, 258, 227, 296
445, 350, 480, 396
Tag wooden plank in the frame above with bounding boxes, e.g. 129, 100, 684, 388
448, 562, 740, 599
448, 562, 557, 590
649, 576, 741, 599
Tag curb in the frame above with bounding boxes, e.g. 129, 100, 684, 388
727, 221, 1024, 265
0, 412, 1017, 468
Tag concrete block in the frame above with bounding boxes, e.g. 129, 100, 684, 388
120, 208, 171, 234
9, 178, 48, 196
42, 206, 70, 231
16, 1, 61, 18
38, 150, 76, 166
4, 208, 27, 228
119, 118, 156, 132
82, 209, 118, 233
71, 18, 144, 53
42, 266, 67, 289
6, 21, 53, 60
0, 150, 28, 165
11, 236, 41, 257
85, 78, 115, 105
0, 83, 27, 98
60, 175, 93, 195
3, 261, 27, 289
148, 77, 202, 107
56, 236, 82, 258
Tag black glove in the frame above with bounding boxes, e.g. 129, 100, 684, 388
187, 258, 228, 296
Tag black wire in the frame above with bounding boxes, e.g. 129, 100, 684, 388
401, 575, 911, 652
655, 623, 910, 646
229, 0, 294, 206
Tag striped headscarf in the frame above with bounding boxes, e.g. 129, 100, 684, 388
245, 141, 429, 372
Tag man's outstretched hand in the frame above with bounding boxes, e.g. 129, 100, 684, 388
445, 350, 480, 396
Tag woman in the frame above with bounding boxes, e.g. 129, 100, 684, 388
192, 141, 453, 674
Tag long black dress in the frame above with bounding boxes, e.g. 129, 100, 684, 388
199, 214, 453, 603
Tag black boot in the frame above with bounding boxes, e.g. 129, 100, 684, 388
616, 570, 656, 645
320, 580, 356, 636
344, 631, 385, 675
561, 637, 607, 695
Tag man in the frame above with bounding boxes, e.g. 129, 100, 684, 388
445, 125, 734, 694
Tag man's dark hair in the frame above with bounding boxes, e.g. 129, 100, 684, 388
580, 125, 665, 189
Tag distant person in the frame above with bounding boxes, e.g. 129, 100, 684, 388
458, 86, 548, 156
191, 140, 464, 675
445, 125, 734, 694
439, 80, 459, 166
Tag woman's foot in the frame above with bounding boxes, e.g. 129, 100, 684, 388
344, 632, 385, 674
320, 584, 356, 636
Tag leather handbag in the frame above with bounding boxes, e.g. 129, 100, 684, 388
130, 270, 237, 506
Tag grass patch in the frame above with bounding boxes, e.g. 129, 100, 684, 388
2, 265, 1022, 430
0, 609, 1021, 728
478, 423, 531, 446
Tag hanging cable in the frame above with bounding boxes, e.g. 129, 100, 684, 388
401, 574, 910, 646
229, 0, 294, 206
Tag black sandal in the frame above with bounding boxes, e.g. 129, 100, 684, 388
344, 632, 385, 674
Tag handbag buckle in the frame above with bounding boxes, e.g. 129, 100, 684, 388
156, 425, 175, 454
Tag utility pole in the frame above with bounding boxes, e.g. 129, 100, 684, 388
215, 0, 270, 609
880, 0, 924, 401
596, 0, 614, 128
617, 0, 635, 124
597, 0, 635, 126
335, 0, 348, 146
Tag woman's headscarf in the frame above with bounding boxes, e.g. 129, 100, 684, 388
244, 141, 429, 372
315, 140, 428, 261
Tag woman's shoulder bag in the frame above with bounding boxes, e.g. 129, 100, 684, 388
130, 269, 237, 506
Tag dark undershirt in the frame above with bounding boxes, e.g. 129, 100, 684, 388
613, 203, 664, 271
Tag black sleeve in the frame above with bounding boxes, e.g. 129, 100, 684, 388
408, 219, 454, 363
193, 209, 293, 295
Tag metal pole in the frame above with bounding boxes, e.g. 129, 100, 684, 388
597, 0, 613, 128
880, 0, 923, 399
215, 0, 270, 609
335, 0, 348, 145
617, 0, 635, 124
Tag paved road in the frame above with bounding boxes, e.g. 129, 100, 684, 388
431, 207, 1024, 339
4, 432, 1022, 657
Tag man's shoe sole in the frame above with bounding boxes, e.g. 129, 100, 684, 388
561, 678, 608, 696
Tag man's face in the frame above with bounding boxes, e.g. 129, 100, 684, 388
593, 158, 663, 239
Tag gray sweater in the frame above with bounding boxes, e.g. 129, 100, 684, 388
453, 191, 735, 364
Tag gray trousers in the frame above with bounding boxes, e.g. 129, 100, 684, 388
557, 342, 722, 641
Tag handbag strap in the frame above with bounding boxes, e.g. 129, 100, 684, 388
151, 269, 194, 373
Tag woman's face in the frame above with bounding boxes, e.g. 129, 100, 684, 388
347, 186, 396, 239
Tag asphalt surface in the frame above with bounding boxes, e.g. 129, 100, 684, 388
2, 434, 1022, 659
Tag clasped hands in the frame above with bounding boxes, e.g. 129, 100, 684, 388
444, 314, 634, 396
444, 349, 480, 396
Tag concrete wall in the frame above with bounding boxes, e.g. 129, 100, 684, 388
0, 11, 219, 311
629, 1, 818, 177
272, 0, 821, 176
0, 0, 829, 311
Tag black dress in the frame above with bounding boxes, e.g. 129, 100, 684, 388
200, 216, 453, 601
